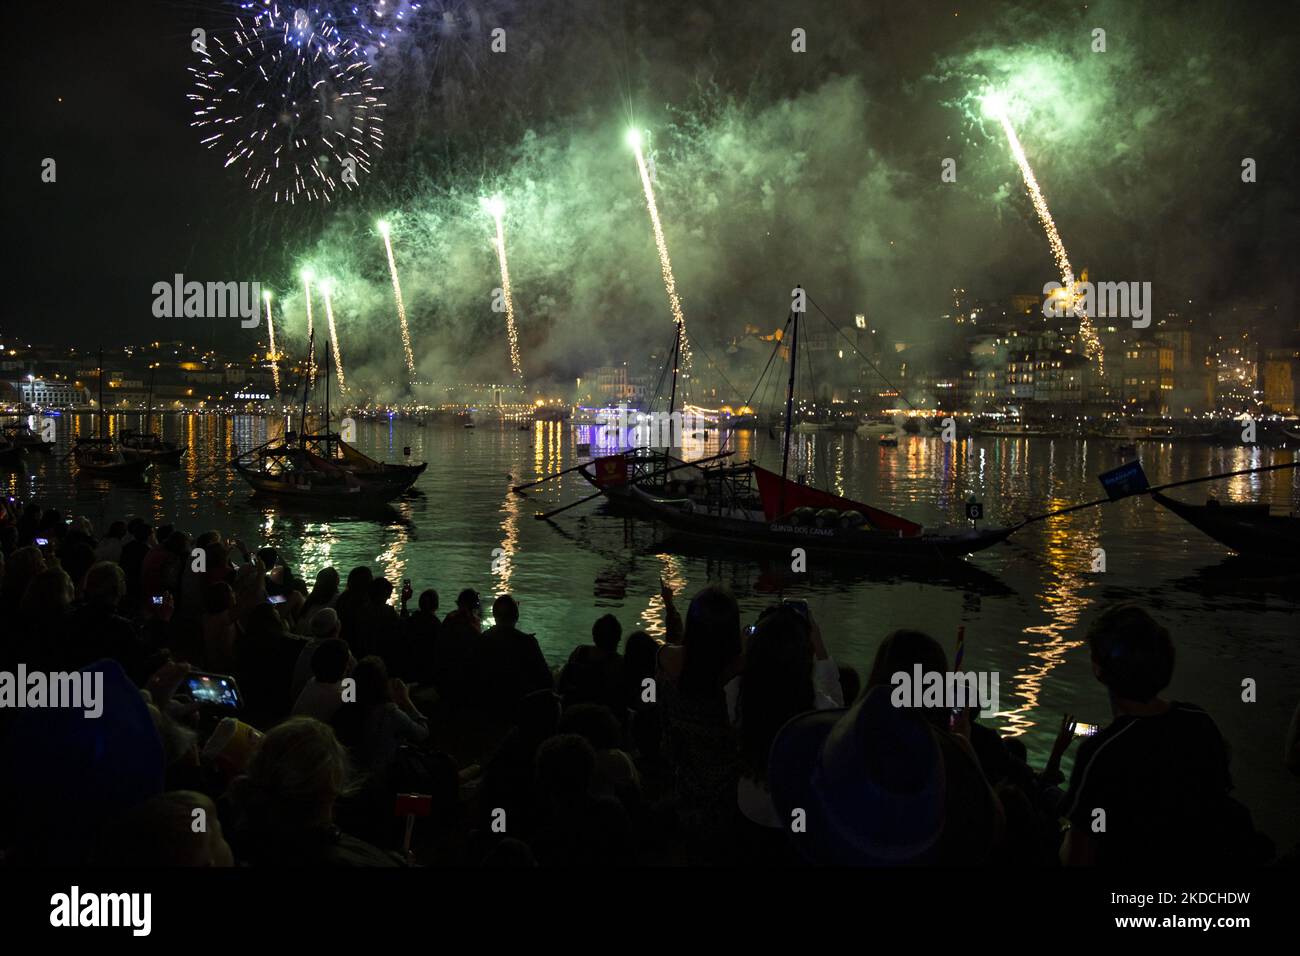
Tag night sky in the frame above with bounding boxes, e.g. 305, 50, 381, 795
5, 0, 1297, 385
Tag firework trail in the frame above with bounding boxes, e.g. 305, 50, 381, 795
301, 270, 317, 391
378, 221, 416, 378
188, 5, 386, 203
264, 291, 281, 394
321, 280, 348, 393
982, 93, 1104, 371
482, 196, 522, 378
627, 129, 692, 379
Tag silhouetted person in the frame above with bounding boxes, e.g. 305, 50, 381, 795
403, 589, 441, 686
1061, 604, 1266, 866
65, 562, 155, 684
476, 595, 553, 709
433, 589, 481, 706
530, 734, 635, 866
369, 577, 403, 671
234, 603, 307, 729
118, 519, 154, 610
229, 718, 400, 867
558, 613, 625, 714
292, 637, 354, 723
334, 566, 374, 658
298, 566, 340, 635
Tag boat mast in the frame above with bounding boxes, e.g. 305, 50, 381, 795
668, 320, 681, 420
299, 328, 315, 443
98, 346, 105, 441
145, 364, 155, 435
779, 297, 800, 517
323, 342, 331, 438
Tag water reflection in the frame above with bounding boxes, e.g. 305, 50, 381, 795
495, 476, 519, 593
1000, 503, 1099, 737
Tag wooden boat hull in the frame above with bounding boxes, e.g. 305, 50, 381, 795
579, 454, 1012, 561
343, 463, 428, 494
337, 461, 427, 496
1153, 492, 1300, 560
622, 484, 1012, 560
75, 457, 152, 480
236, 433, 427, 503
233, 461, 407, 504
5, 437, 53, 455
122, 446, 186, 466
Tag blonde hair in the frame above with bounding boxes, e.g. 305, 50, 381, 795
239, 717, 356, 828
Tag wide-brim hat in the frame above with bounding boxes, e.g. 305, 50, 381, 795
768, 685, 945, 865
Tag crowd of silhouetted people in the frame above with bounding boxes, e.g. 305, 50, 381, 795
1, 495, 1294, 867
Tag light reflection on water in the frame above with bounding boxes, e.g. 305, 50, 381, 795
6, 412, 1298, 846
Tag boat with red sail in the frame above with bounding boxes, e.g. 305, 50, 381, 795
574, 297, 1014, 562
581, 451, 1013, 560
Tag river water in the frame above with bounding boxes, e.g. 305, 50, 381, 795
6, 412, 1298, 851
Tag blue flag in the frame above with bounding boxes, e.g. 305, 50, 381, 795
1098, 460, 1150, 501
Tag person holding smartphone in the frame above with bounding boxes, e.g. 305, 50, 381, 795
332, 656, 429, 788
1060, 604, 1263, 866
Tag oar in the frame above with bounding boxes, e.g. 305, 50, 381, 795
531, 449, 738, 520
1013, 459, 1298, 528
512, 462, 587, 493
193, 438, 270, 486
534, 489, 606, 520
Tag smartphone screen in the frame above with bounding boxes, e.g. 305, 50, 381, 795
184, 673, 241, 710
268, 594, 288, 605
1073, 721, 1101, 738
151, 595, 164, 606
34, 537, 49, 547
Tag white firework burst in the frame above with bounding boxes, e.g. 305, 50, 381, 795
189, 5, 386, 203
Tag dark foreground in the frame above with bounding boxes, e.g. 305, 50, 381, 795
2, 492, 1297, 874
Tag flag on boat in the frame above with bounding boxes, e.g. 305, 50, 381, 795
592, 454, 628, 487
1098, 461, 1150, 501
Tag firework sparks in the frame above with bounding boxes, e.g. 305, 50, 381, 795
264, 290, 281, 394
320, 280, 348, 393
626, 128, 692, 379
378, 220, 416, 378
188, 5, 386, 203
981, 92, 1104, 372
482, 196, 522, 379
